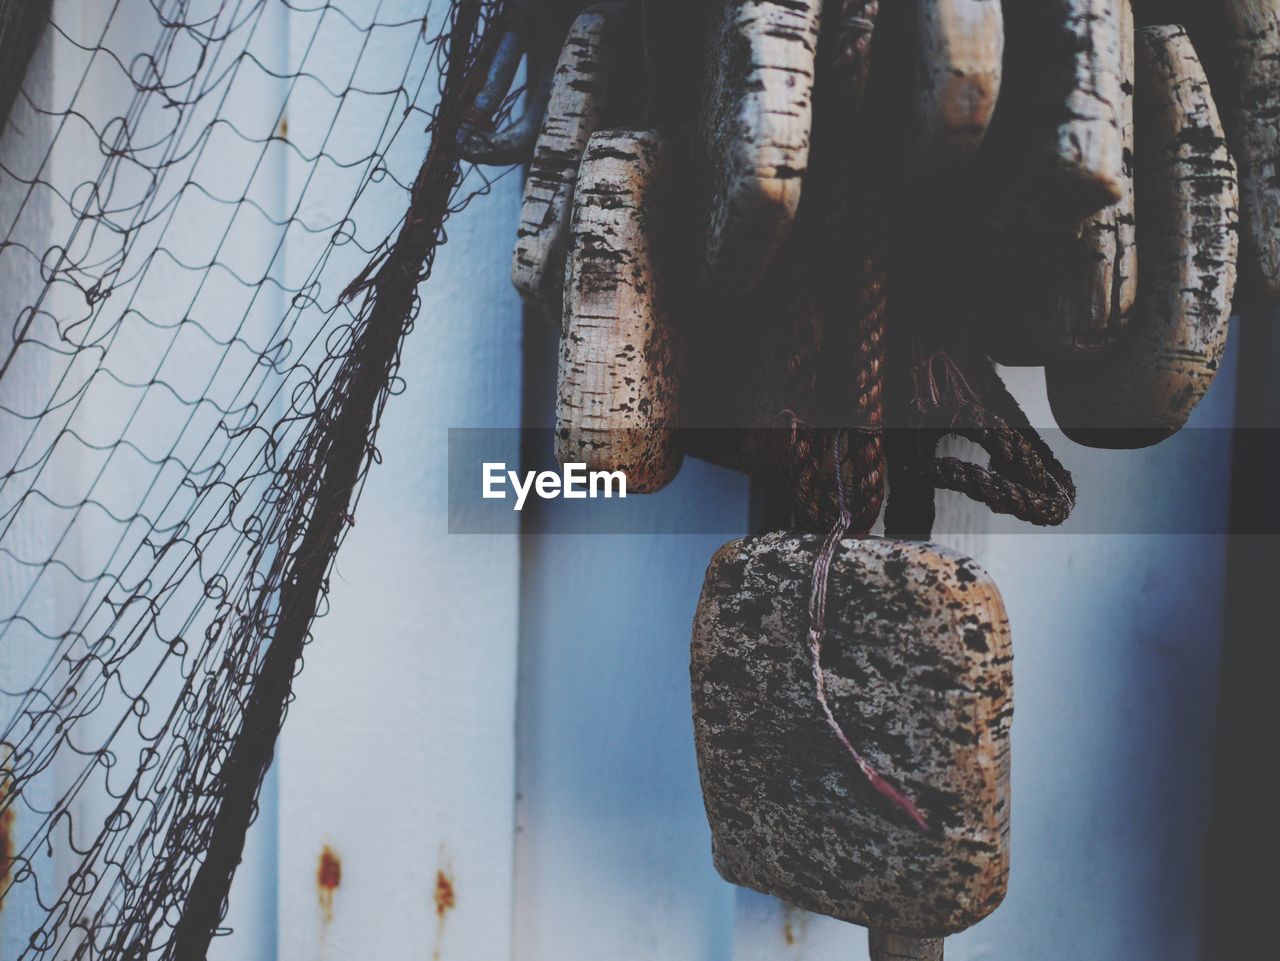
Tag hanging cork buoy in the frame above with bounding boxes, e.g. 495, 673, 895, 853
983, 0, 1137, 364
1055, 0, 1138, 353
1047, 25, 1238, 448
696, 0, 822, 289
512, 2, 632, 320
991, 0, 1126, 225
1198, 0, 1280, 304
691, 532, 1012, 938
911, 0, 1004, 165
556, 129, 682, 493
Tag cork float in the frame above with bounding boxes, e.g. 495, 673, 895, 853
1057, 0, 1138, 354
1047, 25, 1239, 448
696, 0, 822, 289
991, 0, 1126, 226
512, 2, 631, 320
984, 0, 1137, 364
911, 0, 1004, 165
691, 533, 1012, 952
556, 129, 682, 493
1197, 0, 1280, 303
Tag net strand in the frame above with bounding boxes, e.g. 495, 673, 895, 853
1, 2, 508, 957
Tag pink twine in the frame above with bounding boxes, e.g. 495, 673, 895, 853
807, 432, 930, 833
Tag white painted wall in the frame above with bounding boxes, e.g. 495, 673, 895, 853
943, 362, 1238, 961
271, 88, 524, 961
1, 4, 1243, 961
232, 3, 526, 961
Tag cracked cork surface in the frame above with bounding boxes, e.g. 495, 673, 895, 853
1047, 24, 1239, 448
512, 2, 631, 319
695, 0, 822, 289
556, 129, 681, 493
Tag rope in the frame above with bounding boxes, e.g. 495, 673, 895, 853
909, 351, 1077, 527
781, 0, 886, 532
805, 431, 930, 832
784, 235, 886, 533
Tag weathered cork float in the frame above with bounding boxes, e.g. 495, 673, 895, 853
1171, 0, 1280, 304
696, 0, 822, 289
1047, 25, 1239, 448
910, 0, 1003, 166
1215, 0, 1280, 303
691, 533, 1012, 939
999, 0, 1127, 222
556, 128, 682, 492
1060, 1, 1138, 357
980, 0, 1135, 365
513, 2, 633, 319
450, 0, 1278, 956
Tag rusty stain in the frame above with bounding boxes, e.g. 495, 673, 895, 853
781, 902, 807, 949
431, 850, 456, 961
433, 868, 456, 920
1, 765, 14, 911
0, 810, 12, 907
277, 116, 289, 139
316, 845, 341, 923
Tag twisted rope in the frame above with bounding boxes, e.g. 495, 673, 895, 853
784, 230, 887, 532
909, 351, 1076, 526
780, 0, 885, 531
786, 4, 920, 819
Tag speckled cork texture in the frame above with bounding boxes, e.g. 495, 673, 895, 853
512, 2, 630, 319
556, 129, 681, 493
690, 532, 1012, 937
1047, 25, 1238, 448
696, 0, 822, 289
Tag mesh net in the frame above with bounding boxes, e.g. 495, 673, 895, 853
0, 1, 508, 956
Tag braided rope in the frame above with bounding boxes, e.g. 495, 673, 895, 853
784, 231, 887, 532
768, 0, 1074, 536
909, 352, 1076, 526
781, 0, 886, 531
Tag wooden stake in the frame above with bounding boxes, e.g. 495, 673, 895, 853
696, 0, 822, 289
1047, 25, 1238, 447
557, 130, 681, 493
869, 930, 946, 960
512, 2, 630, 320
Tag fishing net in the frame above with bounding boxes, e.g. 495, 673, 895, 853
0, 1, 510, 956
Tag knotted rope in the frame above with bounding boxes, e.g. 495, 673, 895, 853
905, 350, 1077, 527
